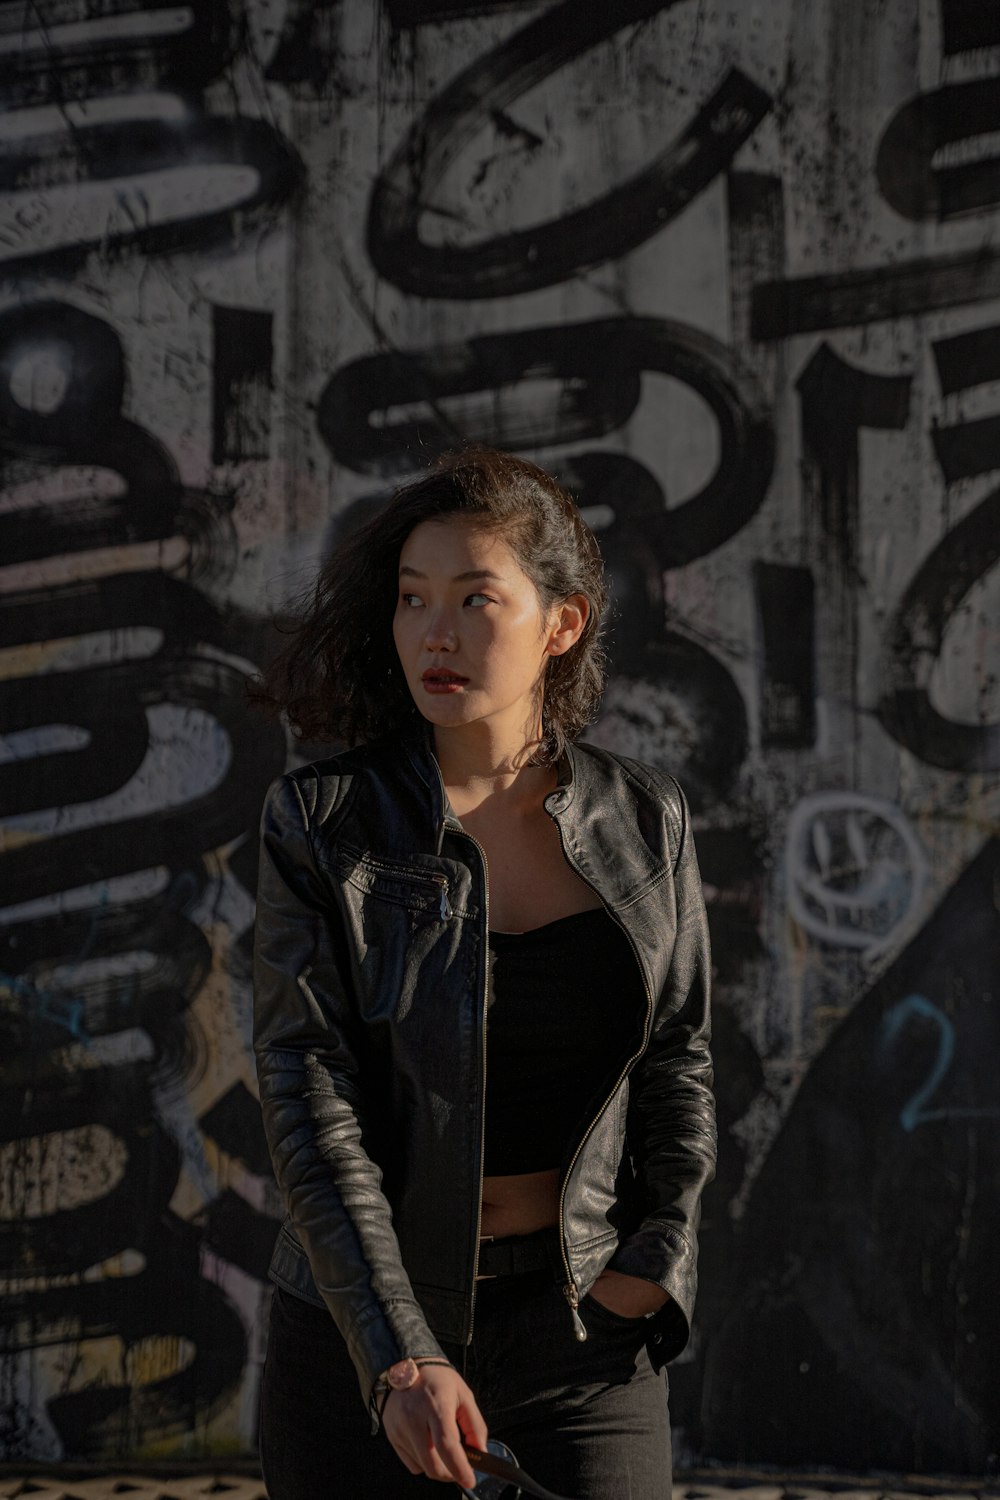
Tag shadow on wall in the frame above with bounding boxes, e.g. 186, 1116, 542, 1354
698, 840, 1000, 1472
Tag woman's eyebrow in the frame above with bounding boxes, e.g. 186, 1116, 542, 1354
398, 566, 505, 582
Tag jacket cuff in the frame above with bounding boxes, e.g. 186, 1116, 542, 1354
607, 1222, 697, 1361
345, 1298, 449, 1410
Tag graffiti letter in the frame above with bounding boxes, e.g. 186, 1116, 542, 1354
877, 79, 1000, 221
367, 0, 771, 298
320, 316, 774, 566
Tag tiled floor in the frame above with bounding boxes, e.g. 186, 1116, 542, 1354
0, 1480, 265, 1500
0, 1473, 995, 1500
674, 1487, 996, 1500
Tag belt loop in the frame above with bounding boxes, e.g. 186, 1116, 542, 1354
476, 1233, 497, 1281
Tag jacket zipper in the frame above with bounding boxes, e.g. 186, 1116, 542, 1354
426, 748, 489, 1340
450, 823, 490, 1340
356, 852, 453, 919
551, 818, 656, 1342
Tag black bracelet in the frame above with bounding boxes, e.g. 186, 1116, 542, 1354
371, 1356, 455, 1432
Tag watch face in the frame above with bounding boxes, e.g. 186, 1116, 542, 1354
387, 1357, 420, 1389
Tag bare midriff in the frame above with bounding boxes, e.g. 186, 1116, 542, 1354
479, 1168, 560, 1239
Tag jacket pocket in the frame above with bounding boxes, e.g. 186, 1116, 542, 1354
327, 844, 453, 920
581, 1292, 648, 1329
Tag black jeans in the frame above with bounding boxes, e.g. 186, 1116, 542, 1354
259, 1268, 671, 1499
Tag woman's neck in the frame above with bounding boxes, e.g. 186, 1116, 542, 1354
432, 724, 553, 815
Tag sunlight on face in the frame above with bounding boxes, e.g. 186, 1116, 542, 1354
392, 517, 557, 744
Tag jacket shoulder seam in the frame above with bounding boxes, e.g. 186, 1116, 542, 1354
576, 746, 687, 873
282, 763, 357, 857
576, 743, 684, 808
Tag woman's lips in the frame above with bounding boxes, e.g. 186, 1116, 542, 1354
421, 668, 468, 694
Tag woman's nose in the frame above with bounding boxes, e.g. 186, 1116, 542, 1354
424, 611, 457, 651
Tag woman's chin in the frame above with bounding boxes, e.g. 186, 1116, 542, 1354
414, 697, 474, 727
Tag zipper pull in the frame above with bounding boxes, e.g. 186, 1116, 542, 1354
564, 1283, 588, 1342
438, 885, 452, 921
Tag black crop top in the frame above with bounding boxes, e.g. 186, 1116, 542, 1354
483, 907, 646, 1176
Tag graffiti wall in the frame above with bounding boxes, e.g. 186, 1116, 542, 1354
1, 0, 997, 1473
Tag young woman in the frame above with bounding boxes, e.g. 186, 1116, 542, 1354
253, 448, 715, 1498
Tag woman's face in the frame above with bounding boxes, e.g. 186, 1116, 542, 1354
392, 516, 582, 741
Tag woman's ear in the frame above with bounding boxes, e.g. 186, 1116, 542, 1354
546, 595, 589, 656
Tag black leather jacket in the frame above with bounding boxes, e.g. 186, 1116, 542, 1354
253, 731, 715, 1407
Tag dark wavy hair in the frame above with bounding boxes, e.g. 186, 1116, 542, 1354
253, 447, 608, 763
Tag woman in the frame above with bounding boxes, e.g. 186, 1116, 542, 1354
253, 448, 715, 1498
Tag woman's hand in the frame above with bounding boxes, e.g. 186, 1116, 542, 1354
382, 1364, 488, 1487
588, 1269, 670, 1319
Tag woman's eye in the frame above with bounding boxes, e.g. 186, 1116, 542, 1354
465, 593, 492, 607
400, 593, 423, 608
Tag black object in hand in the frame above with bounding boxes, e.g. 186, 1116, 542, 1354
461, 1438, 578, 1500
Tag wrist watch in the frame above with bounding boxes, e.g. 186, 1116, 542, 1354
373, 1357, 421, 1395
370, 1356, 436, 1434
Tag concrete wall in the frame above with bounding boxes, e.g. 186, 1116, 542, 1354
1, 0, 996, 1473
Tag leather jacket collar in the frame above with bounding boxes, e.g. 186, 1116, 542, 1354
401, 721, 575, 849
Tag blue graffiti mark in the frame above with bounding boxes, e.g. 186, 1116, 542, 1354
880, 992, 999, 1131
0, 886, 115, 1041
0, 969, 90, 1043
881, 993, 953, 1131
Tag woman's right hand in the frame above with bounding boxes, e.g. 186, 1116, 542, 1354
382, 1364, 489, 1488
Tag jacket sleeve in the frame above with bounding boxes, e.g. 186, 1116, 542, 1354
608, 776, 716, 1361
253, 772, 447, 1407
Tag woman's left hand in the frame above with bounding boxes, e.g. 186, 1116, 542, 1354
587, 1269, 670, 1318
